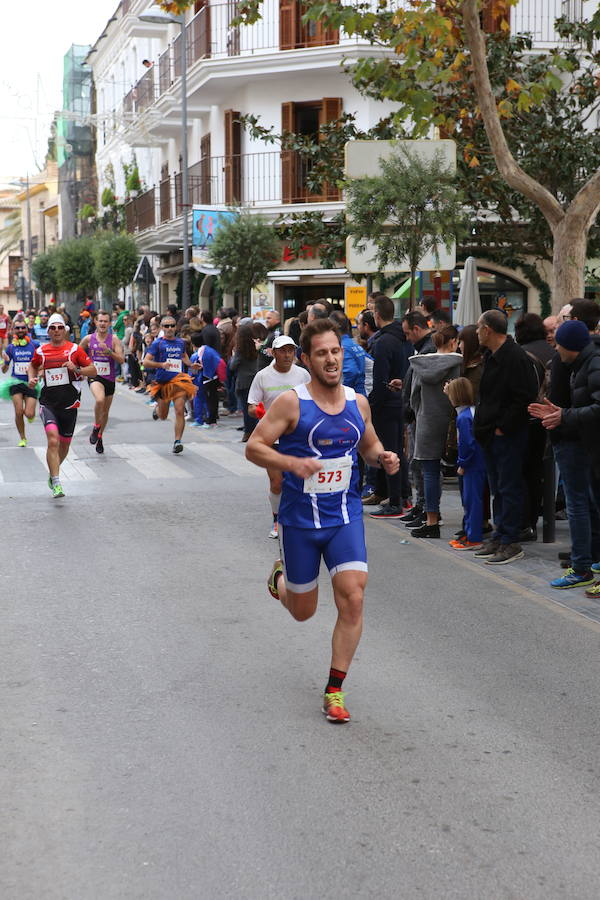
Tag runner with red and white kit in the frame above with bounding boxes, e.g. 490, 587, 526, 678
27, 313, 96, 498
79, 309, 125, 454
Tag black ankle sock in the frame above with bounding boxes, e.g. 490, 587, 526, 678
326, 667, 346, 693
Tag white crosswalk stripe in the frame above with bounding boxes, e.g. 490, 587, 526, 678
111, 443, 192, 479
0, 439, 258, 489
186, 442, 262, 477
32, 447, 98, 481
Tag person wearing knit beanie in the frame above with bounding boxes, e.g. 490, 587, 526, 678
555, 320, 591, 353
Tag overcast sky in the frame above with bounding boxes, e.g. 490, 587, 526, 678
0, 0, 118, 183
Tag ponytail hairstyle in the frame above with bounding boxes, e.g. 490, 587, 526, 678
432, 324, 459, 349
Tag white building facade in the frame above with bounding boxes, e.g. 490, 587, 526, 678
86, 0, 597, 317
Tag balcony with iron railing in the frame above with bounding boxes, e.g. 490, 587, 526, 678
117, 1, 343, 124
115, 0, 590, 131
123, 151, 341, 237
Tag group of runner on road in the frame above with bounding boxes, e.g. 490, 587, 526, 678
2, 309, 396, 724
1, 309, 199, 495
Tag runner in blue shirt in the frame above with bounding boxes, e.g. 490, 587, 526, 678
246, 319, 399, 724
2, 321, 39, 446
143, 316, 198, 453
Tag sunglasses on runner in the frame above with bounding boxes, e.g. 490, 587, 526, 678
48, 325, 65, 331
14, 326, 26, 330
162, 322, 176, 327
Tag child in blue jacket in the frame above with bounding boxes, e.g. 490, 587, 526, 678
190, 334, 221, 426
446, 377, 487, 550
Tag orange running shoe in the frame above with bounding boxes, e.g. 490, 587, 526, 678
449, 537, 483, 551
322, 691, 350, 723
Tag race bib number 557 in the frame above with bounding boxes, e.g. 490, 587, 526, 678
44, 366, 69, 386
303, 456, 352, 494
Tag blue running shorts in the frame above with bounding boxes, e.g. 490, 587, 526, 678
279, 518, 368, 593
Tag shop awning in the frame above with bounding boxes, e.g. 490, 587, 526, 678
391, 277, 412, 299
267, 268, 348, 281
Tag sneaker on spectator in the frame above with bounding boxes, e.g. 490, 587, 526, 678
399, 505, 422, 523
474, 539, 501, 559
550, 568, 595, 590
369, 504, 404, 519
585, 583, 600, 599
361, 493, 385, 506
485, 543, 524, 565
591, 562, 600, 574
449, 537, 483, 551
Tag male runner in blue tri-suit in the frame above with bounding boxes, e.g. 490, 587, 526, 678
246, 319, 399, 723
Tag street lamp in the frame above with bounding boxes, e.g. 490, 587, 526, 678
139, 5, 191, 310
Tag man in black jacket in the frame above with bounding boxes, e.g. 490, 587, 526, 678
542, 299, 600, 585
530, 317, 600, 595
367, 296, 411, 518
473, 309, 538, 565
200, 310, 222, 354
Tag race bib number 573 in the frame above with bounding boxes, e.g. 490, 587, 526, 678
303, 456, 352, 494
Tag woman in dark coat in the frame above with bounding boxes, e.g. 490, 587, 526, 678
230, 324, 259, 441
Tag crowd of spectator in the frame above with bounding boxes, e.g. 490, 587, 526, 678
2, 289, 599, 597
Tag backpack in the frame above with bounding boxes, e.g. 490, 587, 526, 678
216, 358, 227, 384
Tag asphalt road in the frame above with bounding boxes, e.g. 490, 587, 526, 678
2, 385, 600, 899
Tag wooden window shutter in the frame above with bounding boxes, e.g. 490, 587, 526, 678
279, 0, 298, 50
319, 98, 343, 201
200, 133, 211, 204
281, 101, 296, 204
481, 0, 509, 34
224, 110, 241, 204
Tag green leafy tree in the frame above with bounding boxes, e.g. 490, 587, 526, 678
54, 237, 98, 296
93, 232, 139, 301
31, 248, 59, 296
221, 0, 600, 309
208, 213, 280, 309
346, 147, 464, 307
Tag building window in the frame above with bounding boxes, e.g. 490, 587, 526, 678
281, 98, 342, 203
224, 111, 241, 204
279, 0, 338, 51
561, 0, 583, 23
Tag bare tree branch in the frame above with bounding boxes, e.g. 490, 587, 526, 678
462, 0, 565, 229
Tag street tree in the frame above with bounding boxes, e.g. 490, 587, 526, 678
31, 248, 59, 296
177, 0, 600, 310
295, 0, 600, 308
54, 237, 98, 297
346, 147, 464, 307
93, 232, 139, 302
208, 213, 280, 309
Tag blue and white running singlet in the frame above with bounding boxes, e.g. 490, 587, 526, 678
278, 384, 365, 529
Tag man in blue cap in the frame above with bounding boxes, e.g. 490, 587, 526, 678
530, 317, 600, 594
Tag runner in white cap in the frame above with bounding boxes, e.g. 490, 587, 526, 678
247, 334, 311, 538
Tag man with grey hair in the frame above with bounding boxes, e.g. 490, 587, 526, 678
473, 309, 538, 565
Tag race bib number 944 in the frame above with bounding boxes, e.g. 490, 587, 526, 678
303, 456, 352, 494
164, 358, 182, 373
